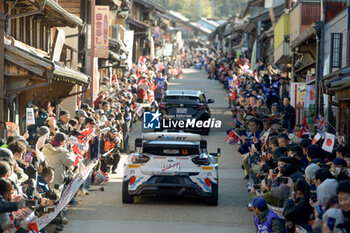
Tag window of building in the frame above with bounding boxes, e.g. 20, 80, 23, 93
330, 33, 342, 69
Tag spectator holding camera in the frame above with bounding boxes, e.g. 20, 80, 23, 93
283, 179, 313, 232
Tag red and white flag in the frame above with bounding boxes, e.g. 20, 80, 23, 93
322, 132, 335, 153
138, 56, 146, 65
225, 130, 239, 145
298, 117, 309, 138
311, 132, 322, 145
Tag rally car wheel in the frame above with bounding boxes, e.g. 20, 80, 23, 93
122, 181, 134, 204
206, 183, 218, 206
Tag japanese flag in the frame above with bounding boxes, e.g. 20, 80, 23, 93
312, 132, 322, 145
322, 132, 335, 153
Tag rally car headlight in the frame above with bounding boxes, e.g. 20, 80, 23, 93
191, 156, 210, 165
131, 155, 150, 163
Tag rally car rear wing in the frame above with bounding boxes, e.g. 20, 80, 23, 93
142, 132, 202, 142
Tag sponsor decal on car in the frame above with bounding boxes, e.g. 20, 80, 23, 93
128, 164, 140, 168
201, 166, 214, 170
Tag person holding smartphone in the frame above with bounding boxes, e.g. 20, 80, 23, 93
337, 180, 350, 232
322, 208, 346, 233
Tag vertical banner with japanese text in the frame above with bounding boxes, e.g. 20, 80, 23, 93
290, 82, 306, 125
124, 30, 134, 70
94, 6, 109, 58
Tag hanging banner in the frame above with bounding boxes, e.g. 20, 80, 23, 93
290, 82, 306, 124
150, 37, 155, 61
251, 40, 257, 71
324, 55, 330, 76
124, 30, 134, 70
163, 43, 173, 56
93, 57, 99, 101
36, 160, 98, 230
304, 84, 315, 114
26, 108, 36, 126
94, 6, 109, 58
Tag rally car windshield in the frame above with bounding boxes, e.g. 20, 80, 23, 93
143, 144, 199, 156
165, 96, 199, 103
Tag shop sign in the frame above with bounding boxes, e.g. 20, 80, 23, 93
95, 6, 109, 58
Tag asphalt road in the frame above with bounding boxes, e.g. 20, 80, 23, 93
63, 69, 255, 233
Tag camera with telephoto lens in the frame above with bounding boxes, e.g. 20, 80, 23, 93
43, 206, 55, 213
24, 199, 38, 208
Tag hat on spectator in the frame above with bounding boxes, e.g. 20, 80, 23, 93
289, 134, 301, 144
333, 158, 347, 167
305, 163, 320, 181
97, 109, 105, 115
245, 115, 255, 121
250, 197, 267, 209
76, 109, 88, 118
0, 148, 15, 164
271, 102, 279, 107
271, 124, 282, 130
54, 132, 67, 142
322, 208, 344, 230
38, 126, 50, 136
59, 110, 69, 117
85, 117, 96, 125
81, 103, 90, 110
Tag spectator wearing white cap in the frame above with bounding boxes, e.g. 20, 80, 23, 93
322, 208, 346, 233
305, 163, 321, 185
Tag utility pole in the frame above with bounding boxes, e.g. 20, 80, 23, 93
90, 0, 95, 106
0, 0, 5, 137
238, 0, 242, 16
211, 0, 215, 18
315, 0, 326, 118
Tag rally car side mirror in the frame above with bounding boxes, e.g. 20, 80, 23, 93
210, 148, 221, 157
135, 138, 142, 149
207, 99, 215, 104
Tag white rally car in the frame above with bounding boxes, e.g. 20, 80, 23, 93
122, 132, 220, 206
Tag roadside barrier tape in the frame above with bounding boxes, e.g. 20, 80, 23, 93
36, 160, 98, 230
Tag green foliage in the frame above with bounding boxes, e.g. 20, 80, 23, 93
152, 0, 248, 20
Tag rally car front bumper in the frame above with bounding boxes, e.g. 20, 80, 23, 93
127, 176, 214, 197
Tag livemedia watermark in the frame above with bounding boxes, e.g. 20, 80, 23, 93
143, 111, 222, 129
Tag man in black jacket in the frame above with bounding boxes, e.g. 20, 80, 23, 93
281, 97, 295, 130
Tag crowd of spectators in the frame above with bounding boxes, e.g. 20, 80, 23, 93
206, 52, 350, 233
0, 56, 175, 233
